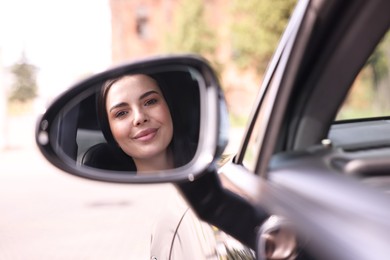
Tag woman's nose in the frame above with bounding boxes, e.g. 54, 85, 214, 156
133, 109, 148, 126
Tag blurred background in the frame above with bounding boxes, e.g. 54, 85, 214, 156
2, 0, 390, 259
0, 0, 299, 259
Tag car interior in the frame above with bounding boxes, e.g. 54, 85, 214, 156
327, 31, 390, 179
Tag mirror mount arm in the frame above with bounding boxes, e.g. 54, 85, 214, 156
176, 169, 269, 249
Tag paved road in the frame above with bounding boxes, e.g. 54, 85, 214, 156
0, 114, 244, 259
0, 115, 178, 259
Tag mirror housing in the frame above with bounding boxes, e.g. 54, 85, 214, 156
35, 55, 228, 183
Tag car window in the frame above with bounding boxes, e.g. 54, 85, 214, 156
336, 30, 390, 121
242, 27, 390, 171
242, 83, 274, 171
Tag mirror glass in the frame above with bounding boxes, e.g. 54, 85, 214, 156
47, 66, 202, 176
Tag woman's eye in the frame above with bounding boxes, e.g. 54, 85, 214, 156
145, 98, 158, 106
115, 111, 128, 118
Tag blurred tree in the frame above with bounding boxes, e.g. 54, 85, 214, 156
8, 53, 38, 102
230, 0, 296, 72
368, 31, 390, 113
367, 32, 389, 87
164, 0, 217, 59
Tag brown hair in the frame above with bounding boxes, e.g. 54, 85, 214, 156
97, 74, 195, 169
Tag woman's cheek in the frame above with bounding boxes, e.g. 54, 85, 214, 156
157, 105, 172, 125
111, 121, 128, 140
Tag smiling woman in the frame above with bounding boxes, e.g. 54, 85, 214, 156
36, 56, 224, 182
99, 74, 177, 172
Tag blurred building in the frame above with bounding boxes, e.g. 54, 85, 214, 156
109, 0, 167, 63
109, 0, 258, 118
109, 0, 228, 63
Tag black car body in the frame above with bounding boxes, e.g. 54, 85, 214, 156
36, 0, 390, 259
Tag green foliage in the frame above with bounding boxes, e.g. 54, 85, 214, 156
8, 53, 38, 102
366, 31, 390, 86
164, 0, 217, 57
230, 0, 297, 72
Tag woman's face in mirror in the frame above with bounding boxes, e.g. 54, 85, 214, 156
105, 74, 174, 170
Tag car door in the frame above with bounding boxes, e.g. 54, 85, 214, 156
218, 0, 390, 259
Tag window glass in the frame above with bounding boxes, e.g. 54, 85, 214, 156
242, 79, 275, 171
235, 0, 298, 172
336, 30, 390, 120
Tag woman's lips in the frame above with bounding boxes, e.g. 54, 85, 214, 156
133, 128, 158, 142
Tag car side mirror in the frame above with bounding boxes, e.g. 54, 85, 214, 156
35, 55, 228, 183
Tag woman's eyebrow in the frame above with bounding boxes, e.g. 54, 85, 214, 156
109, 102, 128, 113
109, 90, 159, 112
139, 90, 159, 100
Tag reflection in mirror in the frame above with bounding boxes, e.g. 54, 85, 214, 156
50, 68, 201, 175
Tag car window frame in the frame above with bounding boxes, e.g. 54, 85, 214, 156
234, 0, 390, 178
335, 30, 390, 121
286, 1, 390, 151
234, 0, 311, 176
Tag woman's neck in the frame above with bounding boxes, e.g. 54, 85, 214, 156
134, 149, 174, 173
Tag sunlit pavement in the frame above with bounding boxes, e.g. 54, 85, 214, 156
0, 115, 176, 259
